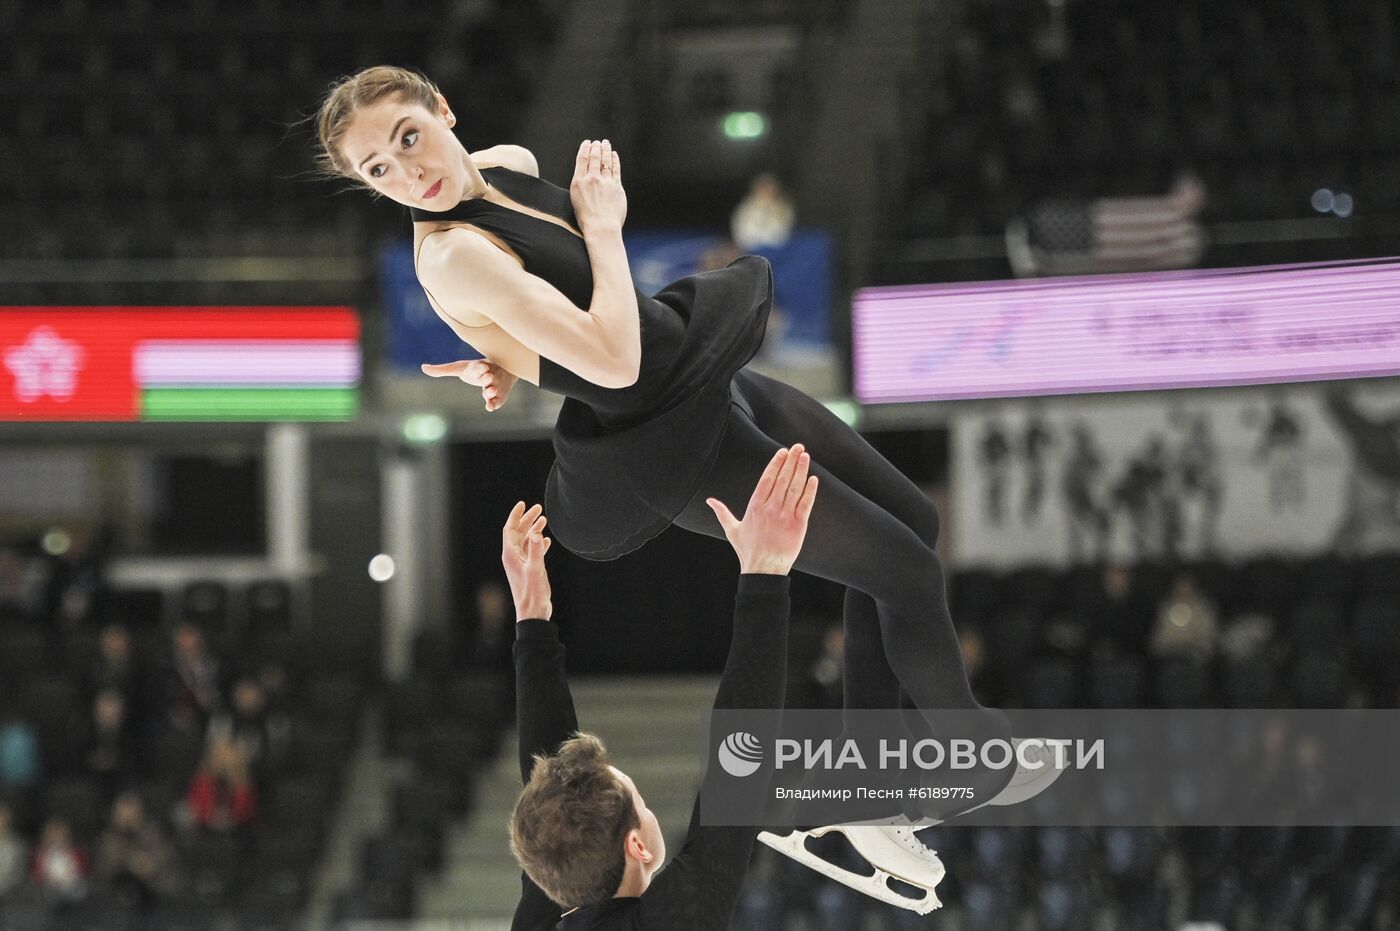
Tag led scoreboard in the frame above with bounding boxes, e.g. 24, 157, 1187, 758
0, 308, 360, 421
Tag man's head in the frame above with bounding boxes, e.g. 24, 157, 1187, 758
509, 733, 664, 908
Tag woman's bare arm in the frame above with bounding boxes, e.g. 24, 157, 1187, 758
417, 140, 641, 390
419, 227, 639, 389
473, 144, 539, 177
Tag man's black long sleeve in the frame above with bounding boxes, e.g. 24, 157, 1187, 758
511, 574, 791, 931
509, 618, 581, 931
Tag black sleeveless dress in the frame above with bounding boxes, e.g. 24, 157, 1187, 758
411, 166, 773, 559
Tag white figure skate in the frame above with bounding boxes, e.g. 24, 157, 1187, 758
758, 824, 945, 914
760, 738, 1068, 912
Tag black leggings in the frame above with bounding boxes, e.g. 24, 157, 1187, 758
677, 369, 982, 714
677, 371, 1011, 818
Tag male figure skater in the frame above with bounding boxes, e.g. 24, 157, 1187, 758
507, 445, 819, 930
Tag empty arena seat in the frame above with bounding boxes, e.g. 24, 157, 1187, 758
40, 775, 104, 838
1153, 657, 1212, 708
1025, 656, 1081, 708
1090, 655, 1148, 708
181, 580, 229, 628
1291, 654, 1348, 708
1287, 597, 1345, 650
1222, 654, 1278, 708
246, 579, 293, 634
960, 880, 1021, 931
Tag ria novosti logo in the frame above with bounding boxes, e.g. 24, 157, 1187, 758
717, 732, 764, 777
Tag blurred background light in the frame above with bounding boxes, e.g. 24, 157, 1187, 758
722, 111, 768, 140
368, 553, 396, 582
401, 413, 448, 445
41, 528, 71, 556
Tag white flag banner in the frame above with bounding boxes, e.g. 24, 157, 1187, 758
949, 381, 1400, 568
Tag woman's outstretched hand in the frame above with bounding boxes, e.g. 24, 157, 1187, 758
706, 444, 820, 576
502, 502, 553, 621
421, 359, 518, 412
570, 139, 627, 235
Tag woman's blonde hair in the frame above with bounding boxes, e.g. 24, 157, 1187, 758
315, 65, 442, 180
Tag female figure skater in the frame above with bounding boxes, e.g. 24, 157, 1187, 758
315, 66, 1058, 910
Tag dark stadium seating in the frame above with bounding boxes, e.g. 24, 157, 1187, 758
0, 535, 367, 929
2, 0, 556, 262
756, 554, 1400, 930
896, 0, 1400, 273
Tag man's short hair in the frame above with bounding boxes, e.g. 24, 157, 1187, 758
509, 733, 640, 908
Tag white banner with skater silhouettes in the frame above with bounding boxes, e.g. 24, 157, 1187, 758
949, 380, 1400, 567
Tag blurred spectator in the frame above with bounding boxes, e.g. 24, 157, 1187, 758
82, 689, 138, 798
805, 623, 844, 709
207, 677, 290, 784
90, 622, 139, 703
0, 547, 46, 626
256, 661, 292, 712
1219, 611, 1276, 663
961, 627, 1005, 705
0, 711, 41, 792
463, 581, 513, 672
182, 735, 257, 833
0, 802, 25, 897
1294, 734, 1327, 815
28, 817, 88, 905
1151, 574, 1219, 662
45, 526, 108, 637
94, 790, 182, 909
162, 621, 223, 734
698, 238, 744, 273
1086, 564, 1151, 657
730, 173, 795, 251
1043, 612, 1089, 659
1244, 718, 1294, 820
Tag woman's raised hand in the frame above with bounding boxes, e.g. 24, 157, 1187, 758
570, 139, 627, 235
421, 358, 518, 412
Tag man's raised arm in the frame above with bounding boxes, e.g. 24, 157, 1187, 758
503, 502, 574, 783
638, 444, 820, 927
504, 502, 572, 931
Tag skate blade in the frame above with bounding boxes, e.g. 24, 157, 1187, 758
757, 830, 944, 914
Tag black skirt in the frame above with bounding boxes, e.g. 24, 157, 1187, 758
545, 255, 774, 560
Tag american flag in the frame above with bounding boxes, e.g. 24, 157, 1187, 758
1007, 182, 1206, 277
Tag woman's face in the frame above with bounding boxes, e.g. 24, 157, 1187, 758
340, 93, 466, 209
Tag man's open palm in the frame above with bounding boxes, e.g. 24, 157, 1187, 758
706, 444, 819, 576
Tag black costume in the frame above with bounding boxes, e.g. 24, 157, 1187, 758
510, 574, 790, 931
412, 167, 1007, 812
